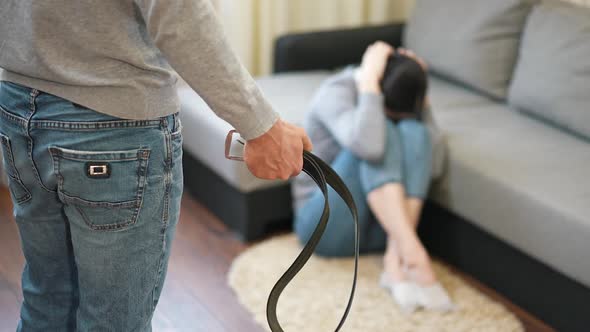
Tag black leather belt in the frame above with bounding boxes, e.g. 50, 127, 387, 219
225, 131, 360, 332
266, 150, 360, 332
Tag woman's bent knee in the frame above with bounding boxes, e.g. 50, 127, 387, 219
398, 119, 430, 146
359, 123, 404, 194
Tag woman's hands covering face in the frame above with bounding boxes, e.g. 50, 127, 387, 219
397, 47, 428, 72
356, 42, 429, 95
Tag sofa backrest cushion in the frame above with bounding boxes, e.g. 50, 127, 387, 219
403, 0, 537, 99
508, 0, 590, 140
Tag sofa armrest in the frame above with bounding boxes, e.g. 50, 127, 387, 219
273, 23, 405, 73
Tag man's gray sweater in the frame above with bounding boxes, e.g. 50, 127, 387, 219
0, 0, 277, 140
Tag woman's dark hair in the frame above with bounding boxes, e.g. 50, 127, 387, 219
380, 53, 428, 120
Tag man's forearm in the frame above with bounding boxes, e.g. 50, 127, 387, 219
135, 0, 278, 140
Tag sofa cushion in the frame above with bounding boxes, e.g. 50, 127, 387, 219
430, 102, 590, 288
404, 0, 537, 99
428, 74, 496, 110
508, 0, 590, 140
178, 71, 332, 192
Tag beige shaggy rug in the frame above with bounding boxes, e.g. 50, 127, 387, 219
228, 234, 524, 332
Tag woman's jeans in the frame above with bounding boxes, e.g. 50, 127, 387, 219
0, 81, 183, 331
294, 120, 432, 257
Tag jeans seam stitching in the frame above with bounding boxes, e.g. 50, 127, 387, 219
56, 156, 140, 162
0, 134, 33, 203
60, 193, 139, 208
50, 146, 147, 161
151, 221, 169, 312
151, 132, 175, 309
26, 90, 57, 193
161, 118, 172, 225
151, 114, 178, 313
151, 113, 175, 309
30, 119, 162, 131
0, 106, 27, 126
152, 115, 171, 308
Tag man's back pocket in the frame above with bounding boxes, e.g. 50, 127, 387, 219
49, 146, 151, 231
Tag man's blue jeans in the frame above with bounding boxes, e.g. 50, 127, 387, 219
294, 120, 432, 257
0, 81, 183, 331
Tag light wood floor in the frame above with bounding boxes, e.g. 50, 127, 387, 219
0, 186, 554, 331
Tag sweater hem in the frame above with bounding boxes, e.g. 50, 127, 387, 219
1, 71, 180, 120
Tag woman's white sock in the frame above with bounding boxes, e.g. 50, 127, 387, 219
416, 282, 455, 312
380, 272, 455, 313
379, 272, 419, 314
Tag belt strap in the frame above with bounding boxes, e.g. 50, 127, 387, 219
224, 133, 359, 331
266, 150, 360, 331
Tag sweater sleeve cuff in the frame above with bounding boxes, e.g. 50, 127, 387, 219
358, 92, 385, 112
236, 107, 280, 141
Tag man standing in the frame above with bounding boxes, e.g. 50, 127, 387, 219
0, 1, 311, 331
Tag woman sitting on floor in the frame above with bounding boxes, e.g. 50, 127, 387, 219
292, 41, 453, 313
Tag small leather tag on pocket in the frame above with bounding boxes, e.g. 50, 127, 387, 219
85, 162, 111, 179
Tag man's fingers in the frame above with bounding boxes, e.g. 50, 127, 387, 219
292, 158, 303, 176
294, 126, 313, 151
301, 133, 313, 151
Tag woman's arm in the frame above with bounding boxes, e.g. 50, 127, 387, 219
312, 42, 394, 162
311, 68, 387, 162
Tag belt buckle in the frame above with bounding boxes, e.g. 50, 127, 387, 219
225, 129, 245, 162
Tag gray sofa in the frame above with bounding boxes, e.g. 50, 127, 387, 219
179, 0, 589, 330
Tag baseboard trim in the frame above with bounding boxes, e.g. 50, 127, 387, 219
420, 202, 590, 332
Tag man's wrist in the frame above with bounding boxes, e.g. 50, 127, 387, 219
239, 111, 280, 141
